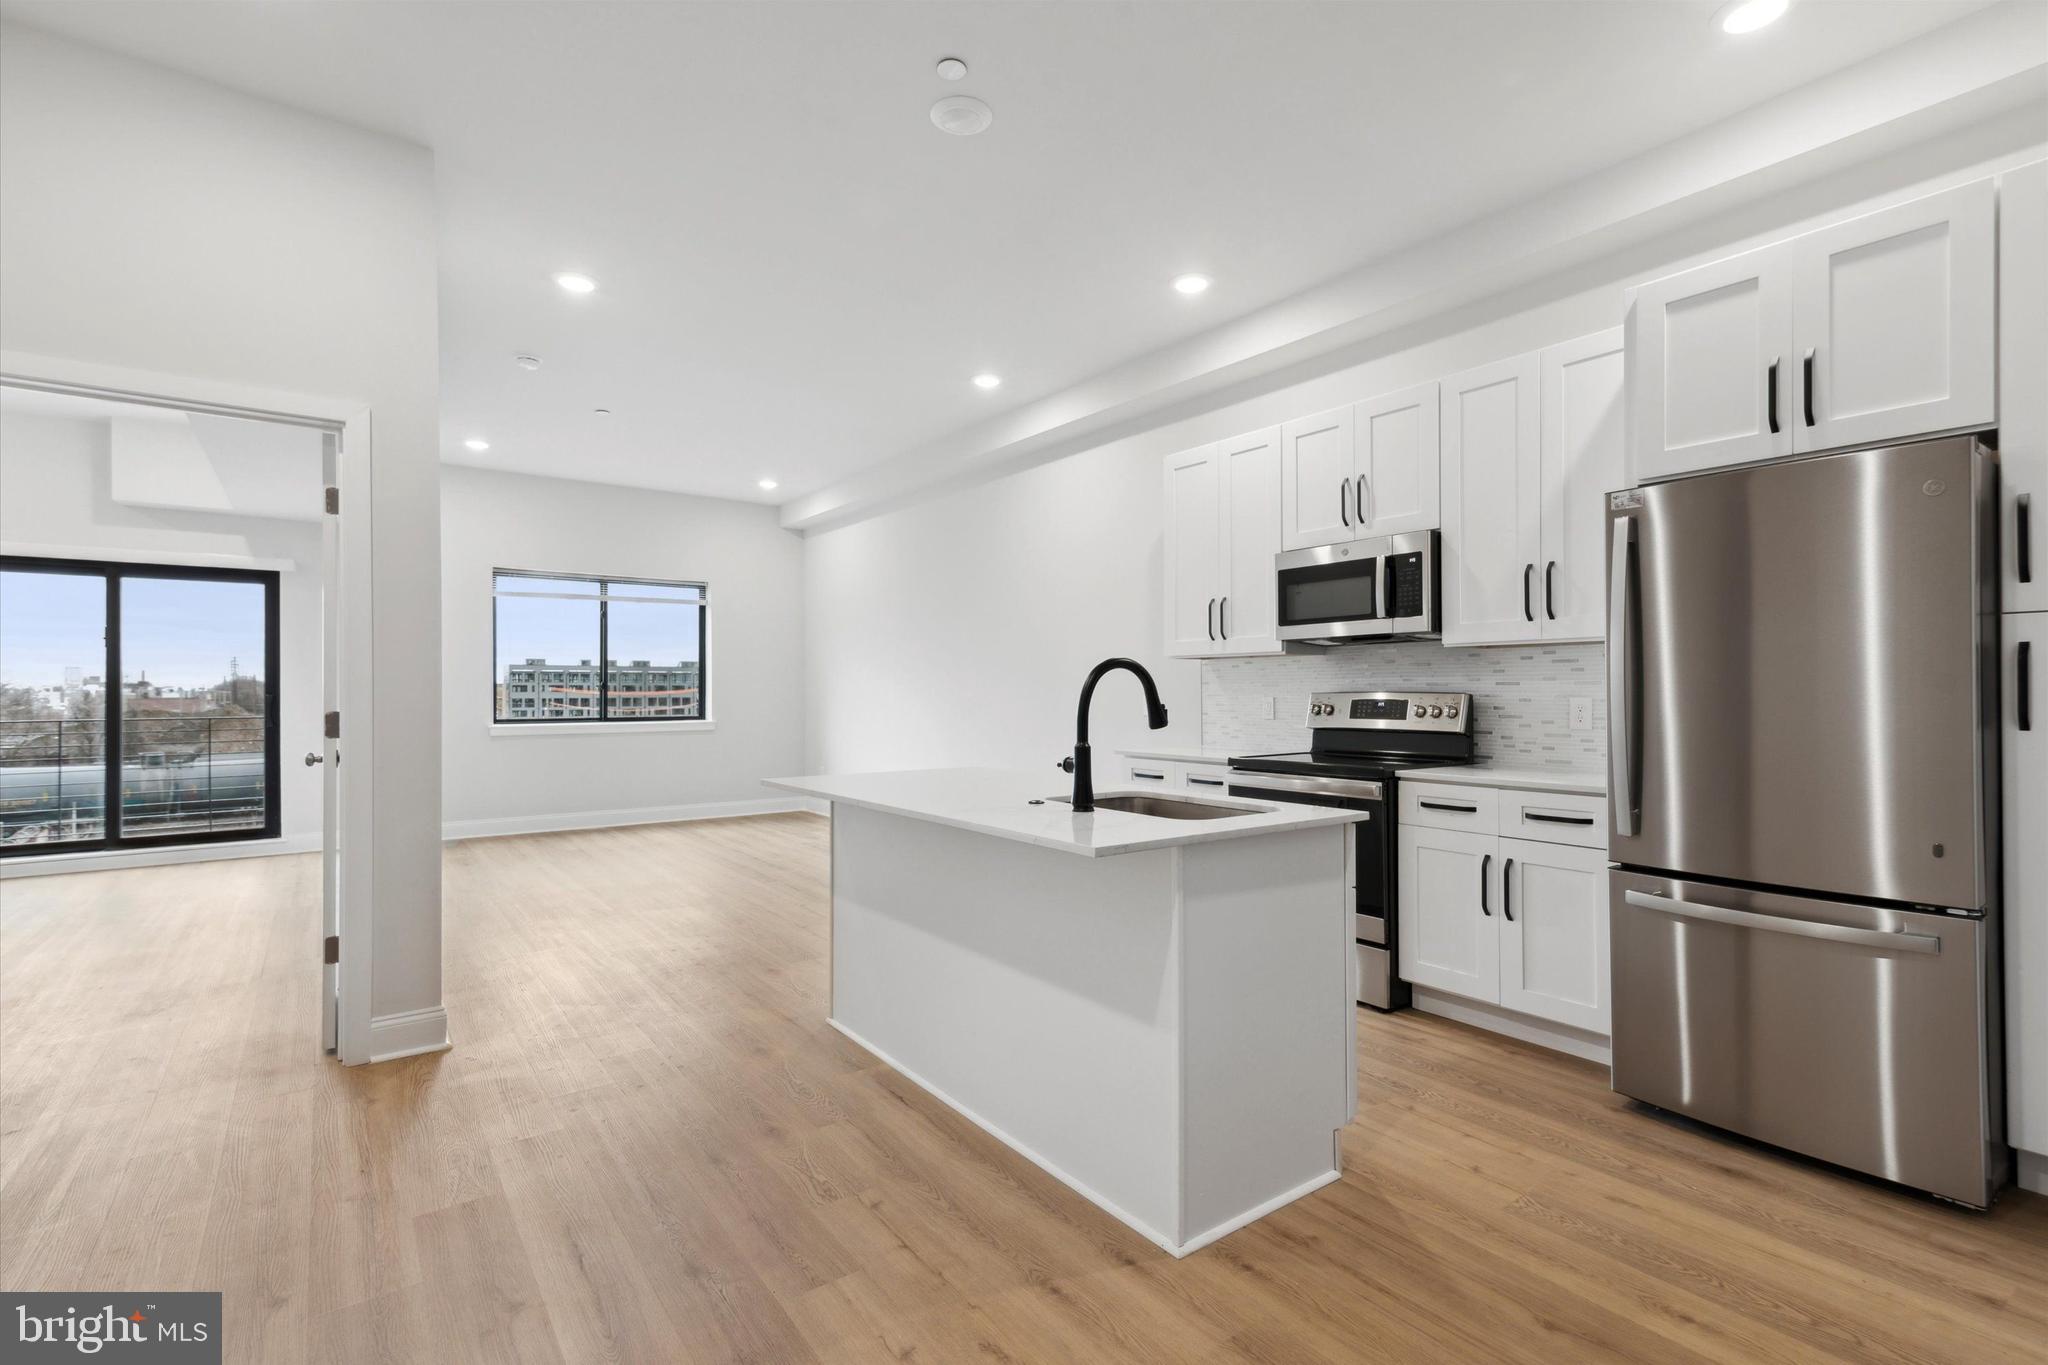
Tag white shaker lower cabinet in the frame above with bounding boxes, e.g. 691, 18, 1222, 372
1397, 826, 1498, 1000
2005, 612, 2047, 1166
1398, 780, 1610, 1041
1497, 838, 1610, 1034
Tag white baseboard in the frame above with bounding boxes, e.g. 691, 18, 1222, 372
366, 1006, 450, 1064
0, 833, 321, 878
442, 796, 816, 842
1412, 988, 1612, 1065
2018, 1149, 2047, 1197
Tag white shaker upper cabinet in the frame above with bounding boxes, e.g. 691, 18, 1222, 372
1440, 353, 1542, 646
1630, 241, 1795, 484
1163, 443, 1223, 658
1539, 329, 1625, 641
1353, 382, 1439, 538
1793, 178, 1995, 455
1999, 162, 2048, 616
1216, 426, 1283, 655
1280, 405, 1355, 551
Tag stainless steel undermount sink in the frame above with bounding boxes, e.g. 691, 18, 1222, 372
1049, 793, 1266, 820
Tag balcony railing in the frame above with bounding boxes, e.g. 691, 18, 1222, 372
0, 715, 269, 846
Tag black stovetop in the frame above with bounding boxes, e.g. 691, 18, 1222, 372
1229, 750, 1470, 781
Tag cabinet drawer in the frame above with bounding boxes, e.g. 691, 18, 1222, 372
1179, 764, 1231, 794
1400, 783, 1497, 833
1122, 760, 1180, 789
1500, 791, 1608, 849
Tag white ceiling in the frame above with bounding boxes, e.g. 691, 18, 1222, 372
0, 1, 2001, 505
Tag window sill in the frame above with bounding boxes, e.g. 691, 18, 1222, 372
489, 720, 717, 737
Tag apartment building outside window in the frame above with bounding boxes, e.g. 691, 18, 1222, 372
491, 571, 707, 723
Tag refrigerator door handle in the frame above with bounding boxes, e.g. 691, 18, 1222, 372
1622, 890, 1941, 956
1608, 516, 1637, 836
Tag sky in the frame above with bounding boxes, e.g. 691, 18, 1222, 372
0, 570, 266, 690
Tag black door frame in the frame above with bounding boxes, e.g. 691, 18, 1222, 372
1, 554, 282, 856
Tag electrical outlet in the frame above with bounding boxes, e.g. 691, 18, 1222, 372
1568, 696, 1593, 732
1264, 695, 1278, 720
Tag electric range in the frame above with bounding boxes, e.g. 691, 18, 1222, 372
1226, 691, 1475, 1010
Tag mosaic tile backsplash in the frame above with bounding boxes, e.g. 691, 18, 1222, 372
1202, 641, 1607, 769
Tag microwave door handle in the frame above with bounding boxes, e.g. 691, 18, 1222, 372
1379, 554, 1389, 622
1609, 516, 1638, 836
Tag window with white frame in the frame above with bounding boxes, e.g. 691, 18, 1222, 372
492, 571, 707, 723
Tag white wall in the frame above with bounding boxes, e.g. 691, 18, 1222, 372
0, 409, 324, 843
0, 23, 443, 1026
440, 465, 807, 836
806, 125, 2047, 776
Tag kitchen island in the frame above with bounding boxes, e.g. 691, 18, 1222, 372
763, 767, 1365, 1257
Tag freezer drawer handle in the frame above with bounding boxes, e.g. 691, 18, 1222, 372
2021, 640, 2033, 733
1622, 890, 1940, 955
2019, 494, 2032, 584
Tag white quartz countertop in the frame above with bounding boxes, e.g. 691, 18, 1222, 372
764, 767, 1365, 857
1396, 764, 1607, 796
1114, 745, 1236, 765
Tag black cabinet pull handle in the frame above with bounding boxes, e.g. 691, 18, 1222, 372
1802, 348, 1816, 427
1522, 564, 1534, 623
2019, 494, 2033, 585
1544, 561, 1556, 621
1187, 776, 1225, 787
1219, 596, 1229, 641
1524, 812, 1596, 826
1340, 481, 1350, 528
1502, 858, 1515, 922
1480, 854, 1491, 916
1767, 357, 1780, 434
1420, 800, 1478, 813
2022, 640, 2033, 733
1207, 598, 1216, 642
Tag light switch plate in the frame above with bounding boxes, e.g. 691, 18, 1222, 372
1568, 696, 1593, 731
1264, 695, 1277, 720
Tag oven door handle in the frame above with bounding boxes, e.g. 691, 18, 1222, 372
1228, 772, 1384, 803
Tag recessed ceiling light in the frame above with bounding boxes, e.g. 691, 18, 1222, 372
514, 354, 543, 371
1715, 0, 1789, 34
1172, 273, 1212, 296
553, 271, 598, 295
972, 373, 1002, 390
463, 437, 490, 452
758, 478, 779, 491
931, 95, 993, 137
936, 57, 968, 81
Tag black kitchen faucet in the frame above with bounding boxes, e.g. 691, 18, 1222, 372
1058, 657, 1169, 812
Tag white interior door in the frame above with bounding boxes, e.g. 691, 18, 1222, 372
1793, 178, 1995, 454
1397, 826, 1499, 1002
1630, 242, 1794, 482
1216, 426, 1282, 655
1539, 329, 1625, 641
319, 435, 342, 1052
1497, 837, 1609, 1034
1354, 382, 1438, 537
1163, 444, 1222, 657
1440, 353, 1542, 645
1280, 406, 1355, 550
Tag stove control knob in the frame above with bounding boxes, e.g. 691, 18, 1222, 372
1310, 703, 1325, 716
1446, 705, 1460, 719
1428, 705, 1443, 717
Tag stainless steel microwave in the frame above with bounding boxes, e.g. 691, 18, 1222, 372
1275, 530, 1439, 645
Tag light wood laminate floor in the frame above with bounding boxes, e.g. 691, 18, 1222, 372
2, 813, 2044, 1363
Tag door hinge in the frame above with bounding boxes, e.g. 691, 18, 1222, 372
323, 935, 340, 965
325, 711, 341, 740
324, 485, 340, 515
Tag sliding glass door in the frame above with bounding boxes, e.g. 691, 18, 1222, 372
0, 557, 280, 855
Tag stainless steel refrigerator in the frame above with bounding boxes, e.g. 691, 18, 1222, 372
1605, 434, 2007, 1207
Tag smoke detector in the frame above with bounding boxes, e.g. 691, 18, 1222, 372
936, 57, 968, 81
930, 95, 993, 137
513, 354, 543, 371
